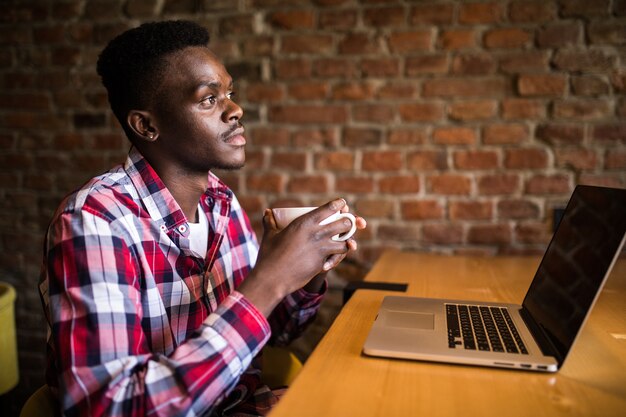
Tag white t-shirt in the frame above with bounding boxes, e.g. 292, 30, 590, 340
188, 204, 209, 257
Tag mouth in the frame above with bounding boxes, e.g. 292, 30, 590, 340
223, 126, 246, 146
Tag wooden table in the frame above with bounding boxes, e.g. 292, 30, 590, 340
269, 251, 626, 417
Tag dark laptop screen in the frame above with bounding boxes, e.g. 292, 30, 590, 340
522, 186, 626, 364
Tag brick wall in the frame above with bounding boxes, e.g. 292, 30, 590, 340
1, 0, 625, 411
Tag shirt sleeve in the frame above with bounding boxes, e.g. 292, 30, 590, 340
43, 209, 271, 417
266, 279, 328, 346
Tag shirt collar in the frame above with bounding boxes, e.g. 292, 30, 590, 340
124, 147, 233, 232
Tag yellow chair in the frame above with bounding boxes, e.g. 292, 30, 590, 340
19, 385, 59, 417
261, 346, 303, 389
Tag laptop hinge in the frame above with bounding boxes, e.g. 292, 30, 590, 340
519, 307, 564, 365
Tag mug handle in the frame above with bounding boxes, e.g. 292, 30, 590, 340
320, 212, 357, 242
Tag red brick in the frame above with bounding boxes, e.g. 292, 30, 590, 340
498, 51, 550, 74
267, 10, 315, 29
363, 6, 405, 27
376, 81, 418, 99
353, 104, 394, 123
423, 77, 509, 97
427, 174, 472, 195
561, 0, 611, 18
505, 148, 548, 169
336, 176, 375, 193
578, 174, 624, 188
378, 224, 420, 242
588, 22, 626, 45
518, 74, 567, 97
571, 75, 610, 96
501, 99, 546, 120
362, 58, 400, 77
508, 1, 557, 23
468, 224, 512, 245
553, 99, 611, 121
246, 174, 284, 192
354, 199, 395, 219
611, 71, 626, 92
398, 102, 444, 122
433, 127, 476, 145
332, 82, 376, 100
272, 152, 307, 171
454, 150, 499, 170
379, 175, 421, 194
459, 2, 503, 24
536, 123, 585, 145
484, 28, 532, 49
438, 29, 477, 50
451, 53, 496, 75
555, 148, 598, 170
592, 123, 626, 143
477, 174, 521, 195
243, 36, 274, 56
268, 105, 347, 124
515, 222, 552, 244
388, 30, 432, 53
274, 59, 312, 79
448, 100, 497, 121
314, 152, 354, 171
343, 127, 383, 147
319, 10, 358, 30
450, 201, 493, 220
250, 127, 290, 146
244, 150, 265, 170
615, 0, 626, 16
246, 82, 285, 102
483, 123, 529, 144
281, 34, 333, 54
287, 175, 329, 193
407, 151, 448, 171
287, 82, 328, 101
293, 129, 339, 147
422, 224, 464, 244
388, 129, 427, 145
406, 55, 449, 75
0, 93, 51, 110
410, 3, 455, 24
525, 175, 571, 195
339, 33, 382, 55
401, 200, 444, 220
553, 49, 616, 72
605, 150, 626, 169
537, 23, 583, 48
313, 58, 358, 78
497, 200, 540, 219
362, 151, 403, 171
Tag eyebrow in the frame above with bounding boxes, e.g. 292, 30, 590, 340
195, 79, 234, 92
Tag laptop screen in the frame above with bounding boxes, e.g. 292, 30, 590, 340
522, 186, 626, 364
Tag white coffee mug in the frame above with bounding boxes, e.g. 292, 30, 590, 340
271, 206, 357, 242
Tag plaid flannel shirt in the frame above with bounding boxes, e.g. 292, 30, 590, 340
39, 147, 325, 417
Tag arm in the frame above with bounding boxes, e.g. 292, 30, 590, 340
43, 209, 269, 417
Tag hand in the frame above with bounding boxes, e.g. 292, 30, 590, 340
238, 198, 366, 316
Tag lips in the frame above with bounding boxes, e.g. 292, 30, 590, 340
223, 127, 246, 146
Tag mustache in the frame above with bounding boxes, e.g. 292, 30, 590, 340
220, 123, 244, 140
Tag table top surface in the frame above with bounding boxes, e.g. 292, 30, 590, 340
269, 251, 626, 417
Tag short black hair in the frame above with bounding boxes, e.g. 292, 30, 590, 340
97, 20, 210, 137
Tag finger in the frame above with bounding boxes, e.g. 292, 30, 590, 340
355, 216, 367, 229
323, 252, 347, 271
345, 238, 357, 251
262, 208, 279, 236
309, 198, 347, 223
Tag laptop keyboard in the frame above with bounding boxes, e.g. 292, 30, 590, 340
446, 304, 528, 354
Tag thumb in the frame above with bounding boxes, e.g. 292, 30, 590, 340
262, 208, 279, 237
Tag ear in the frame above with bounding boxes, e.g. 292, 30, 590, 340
127, 110, 159, 142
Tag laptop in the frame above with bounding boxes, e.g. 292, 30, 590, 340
363, 185, 626, 372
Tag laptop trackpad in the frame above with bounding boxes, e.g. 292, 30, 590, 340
384, 311, 435, 330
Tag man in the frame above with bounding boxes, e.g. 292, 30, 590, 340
39, 20, 365, 417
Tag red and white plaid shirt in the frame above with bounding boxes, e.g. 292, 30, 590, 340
39, 147, 325, 417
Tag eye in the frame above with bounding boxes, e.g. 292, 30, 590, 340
202, 96, 216, 106
227, 91, 236, 100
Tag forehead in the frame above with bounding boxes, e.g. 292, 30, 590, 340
160, 46, 231, 92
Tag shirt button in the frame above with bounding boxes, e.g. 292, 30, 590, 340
160, 225, 167, 231
178, 225, 187, 233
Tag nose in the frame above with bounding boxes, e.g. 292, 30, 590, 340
222, 99, 243, 123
